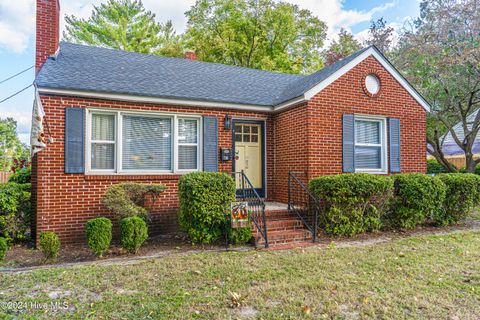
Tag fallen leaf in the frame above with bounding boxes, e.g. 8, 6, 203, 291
302, 305, 311, 314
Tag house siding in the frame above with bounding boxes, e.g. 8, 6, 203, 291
305, 55, 426, 179
32, 96, 275, 244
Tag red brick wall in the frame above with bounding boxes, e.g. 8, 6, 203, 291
272, 56, 426, 202
306, 55, 426, 178
36, 0, 60, 73
33, 96, 274, 244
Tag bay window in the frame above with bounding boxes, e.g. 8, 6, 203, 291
87, 110, 201, 173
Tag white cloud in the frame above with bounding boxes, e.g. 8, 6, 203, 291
288, 0, 397, 45
0, 0, 35, 53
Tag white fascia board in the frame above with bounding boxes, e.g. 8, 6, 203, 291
36, 87, 274, 113
273, 96, 306, 113
303, 47, 431, 112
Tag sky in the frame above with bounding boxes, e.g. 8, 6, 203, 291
0, 0, 421, 144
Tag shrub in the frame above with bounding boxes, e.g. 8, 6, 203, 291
309, 174, 393, 236
39, 231, 60, 262
434, 173, 478, 225
8, 166, 31, 184
102, 183, 165, 220
120, 216, 148, 253
0, 237, 7, 261
227, 226, 252, 245
389, 174, 446, 229
0, 182, 31, 243
426, 159, 449, 174
85, 218, 112, 256
178, 172, 236, 244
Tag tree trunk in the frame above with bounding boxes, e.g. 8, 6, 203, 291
465, 152, 476, 173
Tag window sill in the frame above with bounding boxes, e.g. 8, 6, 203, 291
354, 170, 389, 175
84, 173, 186, 181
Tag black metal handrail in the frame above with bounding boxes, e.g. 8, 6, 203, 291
288, 171, 320, 242
232, 171, 268, 248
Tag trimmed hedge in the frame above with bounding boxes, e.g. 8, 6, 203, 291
39, 231, 60, 262
0, 237, 7, 261
102, 183, 165, 220
8, 167, 31, 184
85, 218, 112, 256
389, 174, 446, 229
435, 173, 479, 225
120, 216, 148, 253
227, 226, 252, 245
309, 174, 393, 236
178, 172, 236, 244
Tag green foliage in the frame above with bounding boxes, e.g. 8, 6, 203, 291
178, 172, 236, 244
309, 174, 393, 236
389, 174, 446, 229
0, 237, 7, 261
0, 118, 30, 172
102, 183, 165, 220
8, 166, 31, 184
85, 218, 112, 256
426, 159, 449, 174
39, 232, 60, 262
120, 216, 148, 253
0, 182, 31, 243
185, 0, 327, 74
324, 28, 361, 66
64, 0, 184, 57
434, 174, 479, 225
364, 18, 394, 54
227, 226, 252, 245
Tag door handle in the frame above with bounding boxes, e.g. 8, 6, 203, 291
245, 159, 249, 169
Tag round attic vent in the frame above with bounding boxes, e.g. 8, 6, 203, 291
365, 74, 380, 95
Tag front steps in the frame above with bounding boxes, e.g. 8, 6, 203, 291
251, 203, 313, 248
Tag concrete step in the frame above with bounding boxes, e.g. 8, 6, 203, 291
255, 229, 313, 247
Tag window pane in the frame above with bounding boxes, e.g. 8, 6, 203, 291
178, 146, 198, 170
235, 125, 242, 134
92, 114, 115, 141
235, 134, 242, 142
91, 143, 114, 170
251, 126, 258, 134
243, 134, 250, 142
244, 126, 250, 133
251, 134, 258, 143
356, 120, 380, 144
355, 146, 381, 169
122, 116, 172, 170
178, 119, 198, 144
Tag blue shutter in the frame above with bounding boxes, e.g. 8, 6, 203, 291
389, 118, 401, 173
342, 114, 355, 173
203, 116, 218, 172
65, 108, 85, 173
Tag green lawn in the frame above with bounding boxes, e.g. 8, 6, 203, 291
1, 231, 480, 319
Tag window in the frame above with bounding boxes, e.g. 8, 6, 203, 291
177, 118, 199, 170
87, 111, 201, 173
90, 113, 116, 170
234, 124, 259, 143
354, 117, 387, 173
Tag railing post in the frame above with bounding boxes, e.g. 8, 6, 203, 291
287, 172, 291, 210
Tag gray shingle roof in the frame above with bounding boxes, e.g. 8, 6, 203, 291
35, 42, 371, 107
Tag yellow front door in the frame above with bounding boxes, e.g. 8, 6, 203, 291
234, 123, 263, 190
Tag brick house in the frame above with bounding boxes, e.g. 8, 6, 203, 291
32, 0, 429, 245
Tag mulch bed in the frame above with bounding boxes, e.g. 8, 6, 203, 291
1, 233, 232, 269
2, 219, 480, 270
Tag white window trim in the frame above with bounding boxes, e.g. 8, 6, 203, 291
354, 115, 388, 174
86, 109, 203, 174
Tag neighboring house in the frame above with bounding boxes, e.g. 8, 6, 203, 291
433, 109, 480, 169
32, 0, 429, 244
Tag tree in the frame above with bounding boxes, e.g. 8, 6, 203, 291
184, 0, 327, 74
64, 0, 184, 57
393, 0, 480, 172
0, 118, 29, 172
324, 28, 361, 66
364, 18, 394, 54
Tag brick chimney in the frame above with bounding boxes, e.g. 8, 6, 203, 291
36, 0, 60, 73
184, 50, 197, 61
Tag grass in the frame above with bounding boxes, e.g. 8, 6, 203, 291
1, 231, 480, 319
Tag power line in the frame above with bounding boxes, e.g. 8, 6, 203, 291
0, 66, 34, 85
0, 84, 33, 104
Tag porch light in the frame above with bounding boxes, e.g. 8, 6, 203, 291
224, 115, 232, 130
